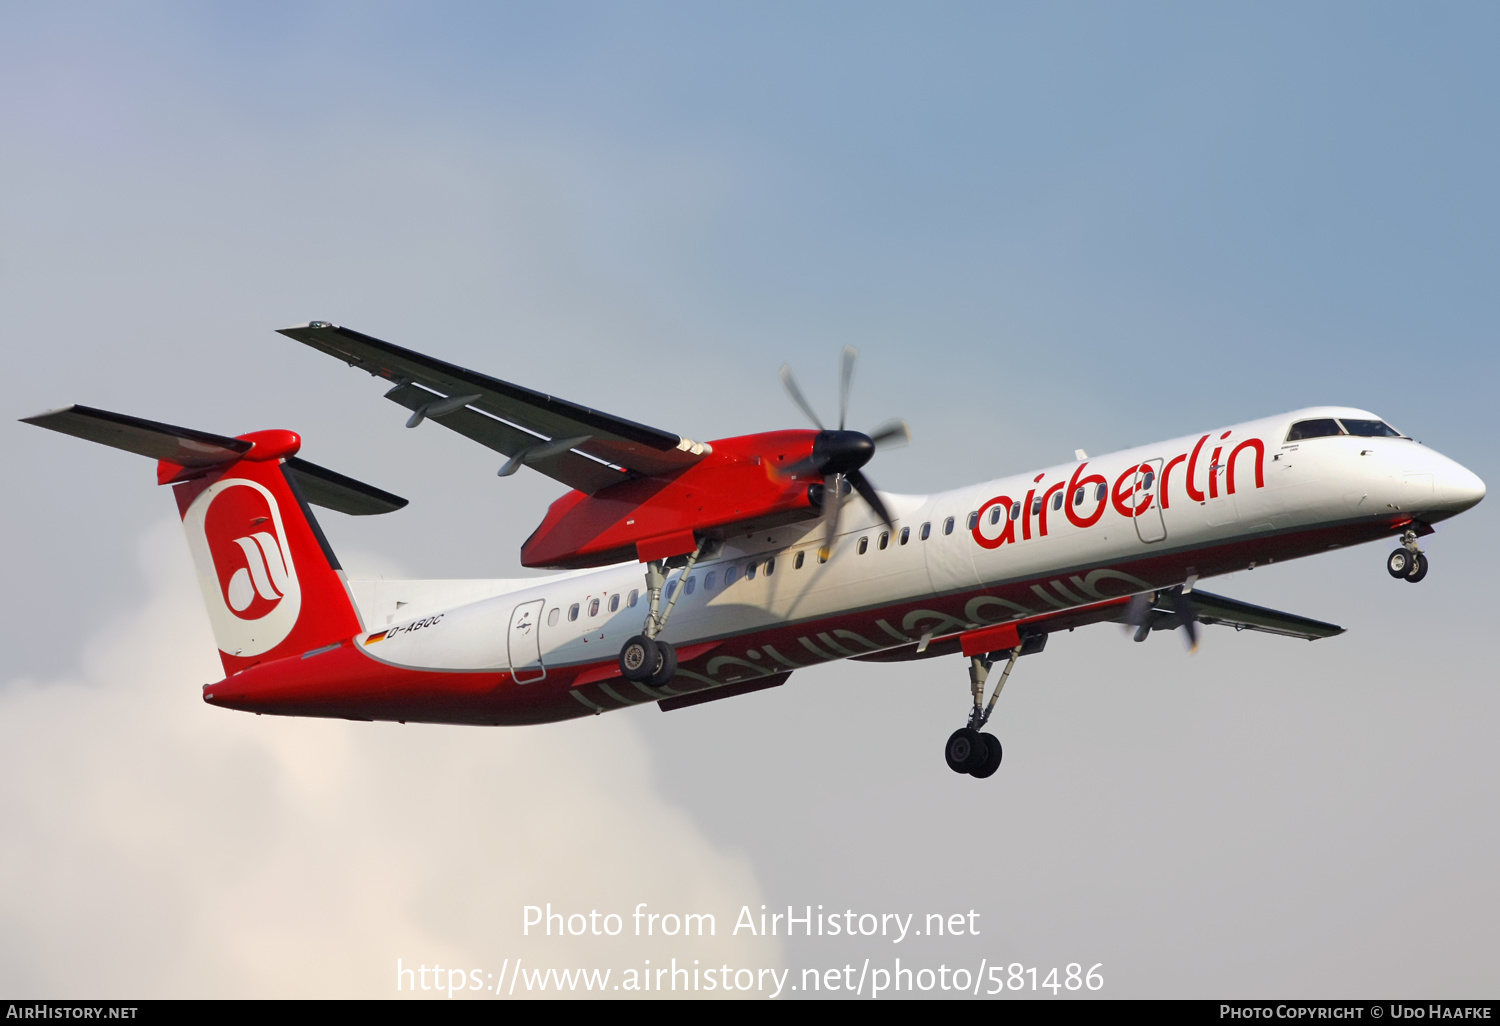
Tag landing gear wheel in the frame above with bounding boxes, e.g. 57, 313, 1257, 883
1405, 552, 1429, 583
645, 639, 678, 686
1387, 549, 1413, 578
619, 635, 658, 682
945, 728, 987, 775
970, 733, 1003, 779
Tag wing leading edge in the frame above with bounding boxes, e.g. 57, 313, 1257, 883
278, 322, 711, 494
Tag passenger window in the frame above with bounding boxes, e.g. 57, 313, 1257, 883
879, 531, 889, 550
967, 512, 978, 530
1286, 418, 1344, 441
858, 537, 868, 555
547, 607, 560, 627
1052, 492, 1064, 512
568, 603, 579, 622
725, 565, 739, 586
628, 589, 639, 607
920, 522, 931, 541
1032, 496, 1043, 515
767, 558, 777, 576
1340, 418, 1403, 438
1141, 470, 1155, 490
684, 576, 696, 595
665, 581, 676, 599
746, 563, 757, 580
794, 552, 805, 570
900, 527, 910, 545
990, 506, 1003, 525
705, 570, 717, 590
943, 517, 955, 535
818, 548, 829, 564
1010, 502, 1021, 520
1074, 487, 1085, 507
588, 598, 600, 617
609, 594, 620, 612
1095, 483, 1107, 502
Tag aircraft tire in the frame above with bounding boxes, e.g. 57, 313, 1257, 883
970, 733, 1003, 778
619, 635, 659, 682
1405, 553, 1429, 583
945, 728, 985, 775
1387, 549, 1412, 578
645, 640, 678, 686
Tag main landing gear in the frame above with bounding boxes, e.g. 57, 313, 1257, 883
945, 647, 1021, 779
1386, 529, 1429, 584
618, 543, 705, 686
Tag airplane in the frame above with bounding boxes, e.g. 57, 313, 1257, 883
22, 323, 1486, 778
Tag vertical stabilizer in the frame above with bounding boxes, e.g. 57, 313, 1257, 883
172, 456, 365, 675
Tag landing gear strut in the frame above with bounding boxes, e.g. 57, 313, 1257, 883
618, 542, 704, 686
945, 647, 1020, 779
1387, 530, 1428, 584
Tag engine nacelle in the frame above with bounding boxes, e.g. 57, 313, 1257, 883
520, 430, 822, 569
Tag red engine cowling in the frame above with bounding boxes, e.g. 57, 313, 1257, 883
520, 430, 823, 569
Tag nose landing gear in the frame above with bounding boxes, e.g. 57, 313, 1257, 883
945, 646, 1021, 779
1387, 530, 1429, 583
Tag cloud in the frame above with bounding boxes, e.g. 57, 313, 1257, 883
0, 520, 776, 998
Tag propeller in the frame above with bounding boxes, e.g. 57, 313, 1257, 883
778, 347, 910, 559
1122, 587, 1200, 653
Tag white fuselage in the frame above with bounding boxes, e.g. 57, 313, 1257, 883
345, 406, 1484, 697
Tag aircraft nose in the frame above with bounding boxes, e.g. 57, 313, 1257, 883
1443, 463, 1486, 512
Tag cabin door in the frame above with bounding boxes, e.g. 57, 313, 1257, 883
1133, 459, 1168, 544
507, 599, 547, 684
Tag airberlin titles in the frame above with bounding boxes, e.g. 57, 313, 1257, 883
972, 430, 1264, 549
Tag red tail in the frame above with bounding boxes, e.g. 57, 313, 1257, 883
169, 435, 364, 675
23, 405, 406, 677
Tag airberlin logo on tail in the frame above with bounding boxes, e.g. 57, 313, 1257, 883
220, 531, 291, 618
182, 478, 303, 657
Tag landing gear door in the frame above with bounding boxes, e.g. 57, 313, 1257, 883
507, 598, 547, 684
1133, 458, 1167, 544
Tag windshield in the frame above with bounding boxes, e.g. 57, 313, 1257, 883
1286, 417, 1405, 441
1286, 419, 1343, 441
1340, 418, 1404, 438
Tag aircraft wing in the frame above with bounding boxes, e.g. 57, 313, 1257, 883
855, 586, 1343, 664
278, 322, 710, 494
1149, 587, 1345, 640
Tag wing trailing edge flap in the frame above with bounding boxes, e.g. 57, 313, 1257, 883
278, 323, 711, 492
381, 381, 626, 494
22, 404, 406, 517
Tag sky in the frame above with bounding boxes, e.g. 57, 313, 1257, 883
1, 1, 1497, 998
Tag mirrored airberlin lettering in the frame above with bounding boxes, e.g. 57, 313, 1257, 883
973, 432, 1266, 549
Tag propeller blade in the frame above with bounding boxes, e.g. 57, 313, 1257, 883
779, 453, 823, 478
1174, 589, 1201, 654
869, 418, 911, 449
1123, 592, 1155, 642
838, 346, 857, 431
820, 472, 844, 559
847, 469, 894, 529
778, 364, 825, 431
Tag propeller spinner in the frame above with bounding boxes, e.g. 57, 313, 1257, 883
778, 347, 910, 559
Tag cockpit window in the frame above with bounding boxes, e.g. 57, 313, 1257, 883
1339, 418, 1403, 438
1286, 418, 1344, 441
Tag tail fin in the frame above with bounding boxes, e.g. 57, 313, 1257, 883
23, 405, 407, 675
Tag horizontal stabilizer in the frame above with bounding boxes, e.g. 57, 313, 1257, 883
284, 457, 408, 516
21, 404, 251, 467
23, 404, 407, 516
